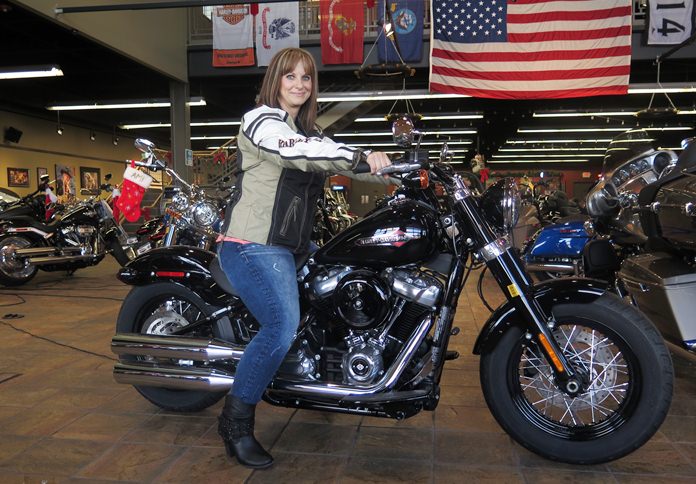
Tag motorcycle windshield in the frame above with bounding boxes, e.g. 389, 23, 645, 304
601, 129, 656, 176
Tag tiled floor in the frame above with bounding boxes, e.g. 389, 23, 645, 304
0, 258, 694, 483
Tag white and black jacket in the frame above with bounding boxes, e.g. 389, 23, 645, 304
223, 105, 366, 253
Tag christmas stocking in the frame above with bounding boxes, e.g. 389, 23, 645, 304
115, 162, 153, 222
111, 186, 122, 223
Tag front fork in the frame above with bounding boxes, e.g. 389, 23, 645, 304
452, 177, 584, 397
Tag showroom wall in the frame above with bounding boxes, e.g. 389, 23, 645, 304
0, 110, 144, 196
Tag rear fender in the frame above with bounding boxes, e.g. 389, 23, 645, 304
0, 222, 49, 245
473, 278, 609, 355
117, 246, 229, 302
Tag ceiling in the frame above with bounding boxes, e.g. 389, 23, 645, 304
2, 1, 696, 173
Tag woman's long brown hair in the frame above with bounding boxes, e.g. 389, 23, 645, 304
257, 48, 319, 133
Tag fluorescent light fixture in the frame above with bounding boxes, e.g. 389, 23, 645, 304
355, 113, 483, 122
356, 141, 473, 148
318, 90, 467, 103
506, 139, 613, 144
191, 135, 235, 140
534, 110, 696, 118
47, 96, 206, 111
335, 129, 476, 137
518, 127, 692, 134
315, 84, 696, 104
0, 65, 64, 80
499, 147, 606, 152
628, 84, 696, 94
489, 159, 591, 163
492, 153, 603, 158
119, 119, 241, 130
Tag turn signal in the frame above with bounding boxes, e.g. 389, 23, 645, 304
155, 271, 186, 278
419, 170, 429, 189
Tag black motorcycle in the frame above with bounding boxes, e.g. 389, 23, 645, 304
110, 123, 673, 465
0, 181, 133, 286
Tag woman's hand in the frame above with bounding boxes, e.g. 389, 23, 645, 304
366, 151, 392, 175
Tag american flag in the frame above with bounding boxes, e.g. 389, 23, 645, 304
429, 0, 633, 99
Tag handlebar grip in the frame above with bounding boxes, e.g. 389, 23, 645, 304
352, 161, 372, 174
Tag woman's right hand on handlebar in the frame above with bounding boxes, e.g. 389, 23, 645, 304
366, 152, 392, 175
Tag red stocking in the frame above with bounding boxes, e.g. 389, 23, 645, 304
115, 162, 153, 222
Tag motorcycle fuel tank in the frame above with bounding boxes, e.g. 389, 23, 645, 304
526, 218, 591, 258
313, 199, 439, 268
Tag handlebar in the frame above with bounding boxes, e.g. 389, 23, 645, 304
376, 162, 424, 176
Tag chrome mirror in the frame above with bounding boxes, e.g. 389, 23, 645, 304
135, 138, 156, 154
681, 137, 695, 149
391, 115, 416, 148
439, 142, 453, 162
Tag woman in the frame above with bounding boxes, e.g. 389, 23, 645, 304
217, 47, 392, 469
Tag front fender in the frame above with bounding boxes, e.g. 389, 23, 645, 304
117, 246, 228, 302
473, 278, 609, 355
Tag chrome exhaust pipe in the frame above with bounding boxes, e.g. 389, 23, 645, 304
113, 362, 234, 391
15, 246, 83, 257
111, 333, 245, 361
525, 262, 576, 274
27, 254, 99, 265
112, 316, 432, 401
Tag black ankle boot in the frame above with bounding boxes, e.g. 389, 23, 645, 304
218, 395, 273, 469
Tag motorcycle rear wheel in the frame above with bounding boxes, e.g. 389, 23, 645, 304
116, 282, 235, 412
480, 293, 673, 464
0, 235, 38, 286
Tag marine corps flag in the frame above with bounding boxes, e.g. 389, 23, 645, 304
378, 0, 424, 63
256, 2, 300, 67
320, 0, 365, 64
212, 4, 255, 67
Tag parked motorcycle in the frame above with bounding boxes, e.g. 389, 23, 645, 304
130, 140, 232, 252
599, 134, 696, 354
0, 174, 58, 223
523, 132, 678, 281
0, 182, 134, 286
110, 127, 672, 465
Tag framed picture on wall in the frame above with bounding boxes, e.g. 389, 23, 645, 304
7, 167, 30, 187
37, 167, 48, 182
79, 167, 101, 193
55, 164, 76, 197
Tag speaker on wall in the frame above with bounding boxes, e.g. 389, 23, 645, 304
3, 126, 23, 144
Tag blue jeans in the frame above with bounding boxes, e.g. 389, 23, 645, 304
218, 241, 300, 404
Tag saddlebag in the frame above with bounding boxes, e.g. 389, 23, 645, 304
618, 252, 696, 350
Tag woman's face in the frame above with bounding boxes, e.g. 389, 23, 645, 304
278, 61, 312, 117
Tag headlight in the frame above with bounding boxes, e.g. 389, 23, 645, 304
171, 192, 189, 211
479, 178, 521, 235
192, 201, 217, 227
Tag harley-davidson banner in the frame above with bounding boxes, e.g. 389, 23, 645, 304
255, 2, 300, 67
212, 4, 255, 67
320, 0, 365, 65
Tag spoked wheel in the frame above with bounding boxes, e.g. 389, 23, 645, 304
0, 235, 38, 286
480, 294, 673, 464
116, 282, 236, 412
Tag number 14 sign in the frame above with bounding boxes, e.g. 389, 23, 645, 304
648, 0, 695, 45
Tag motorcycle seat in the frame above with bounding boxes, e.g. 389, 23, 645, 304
2, 215, 60, 232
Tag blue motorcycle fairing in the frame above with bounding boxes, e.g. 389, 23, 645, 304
117, 246, 229, 302
525, 218, 591, 259
473, 277, 609, 355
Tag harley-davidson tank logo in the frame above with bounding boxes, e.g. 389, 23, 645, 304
355, 229, 416, 247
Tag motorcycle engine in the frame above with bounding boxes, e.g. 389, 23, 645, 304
61, 224, 96, 250
305, 265, 442, 385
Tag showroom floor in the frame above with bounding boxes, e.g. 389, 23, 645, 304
0, 257, 694, 483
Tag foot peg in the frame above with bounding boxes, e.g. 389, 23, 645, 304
445, 350, 459, 361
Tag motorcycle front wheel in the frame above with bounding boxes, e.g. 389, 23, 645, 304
480, 293, 673, 464
116, 282, 236, 412
0, 234, 38, 286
